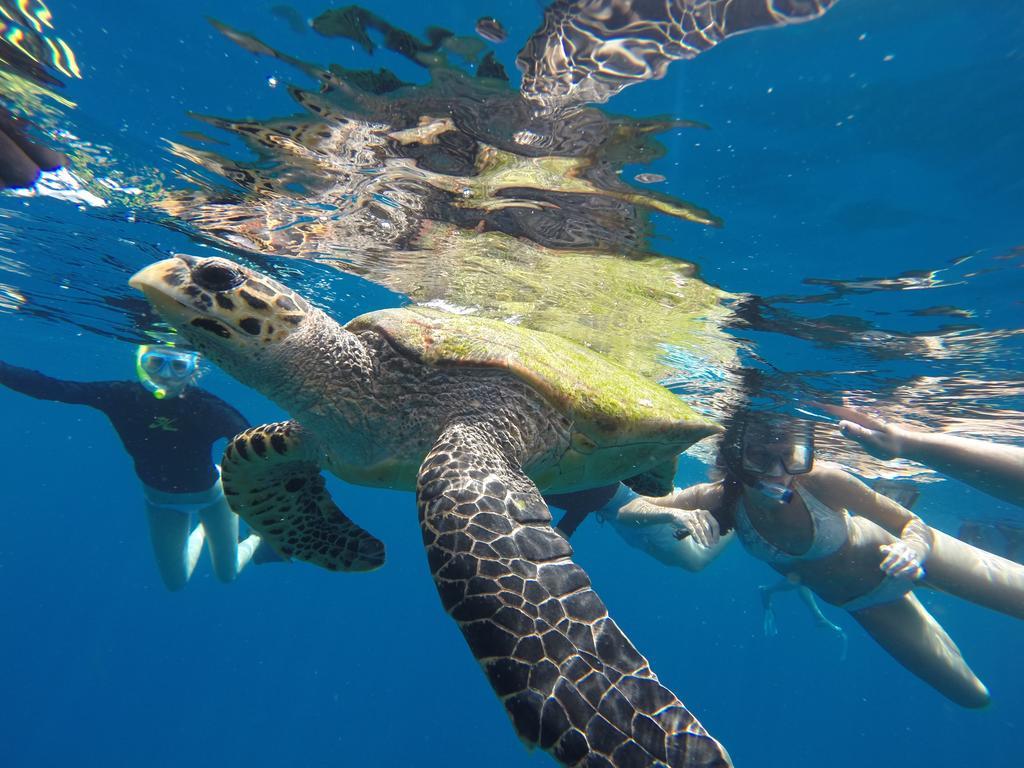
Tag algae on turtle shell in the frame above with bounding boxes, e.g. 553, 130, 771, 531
381, 223, 738, 387
347, 304, 717, 441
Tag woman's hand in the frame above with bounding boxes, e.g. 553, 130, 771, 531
878, 540, 925, 580
670, 508, 720, 548
822, 404, 910, 460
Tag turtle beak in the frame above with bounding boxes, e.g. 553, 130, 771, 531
129, 258, 184, 292
129, 258, 196, 322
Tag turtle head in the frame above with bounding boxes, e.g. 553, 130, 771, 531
130, 255, 312, 376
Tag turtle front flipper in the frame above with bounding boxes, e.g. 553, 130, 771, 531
221, 421, 385, 572
417, 422, 731, 768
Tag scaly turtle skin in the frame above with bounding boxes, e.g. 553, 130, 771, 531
130, 254, 731, 768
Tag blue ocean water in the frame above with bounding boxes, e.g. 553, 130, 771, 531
1, 1, 1022, 766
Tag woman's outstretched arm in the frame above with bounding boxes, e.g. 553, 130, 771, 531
616, 482, 732, 571
827, 404, 1024, 508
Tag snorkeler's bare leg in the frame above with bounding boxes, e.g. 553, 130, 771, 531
797, 586, 848, 659
198, 493, 242, 583
759, 577, 799, 636
236, 532, 262, 571
759, 578, 847, 656
145, 502, 200, 592
921, 529, 1024, 619
850, 592, 989, 708
187, 525, 205, 574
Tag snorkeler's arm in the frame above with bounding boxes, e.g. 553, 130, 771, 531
666, 526, 733, 571
616, 492, 730, 569
617, 496, 687, 527
0, 360, 110, 407
665, 482, 734, 567
829, 404, 1024, 508
650, 481, 726, 512
619, 482, 728, 549
897, 432, 1024, 508
684, 529, 733, 570
817, 465, 932, 578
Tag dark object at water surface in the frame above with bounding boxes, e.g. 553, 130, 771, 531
0, 106, 66, 190
477, 51, 508, 80
271, 4, 308, 34
476, 16, 508, 43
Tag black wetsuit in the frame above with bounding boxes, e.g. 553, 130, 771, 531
0, 361, 247, 493
546, 484, 727, 541
545, 484, 620, 537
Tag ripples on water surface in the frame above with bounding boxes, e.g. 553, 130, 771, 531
1, 0, 1023, 766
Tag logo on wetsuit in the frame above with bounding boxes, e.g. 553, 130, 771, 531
149, 416, 179, 432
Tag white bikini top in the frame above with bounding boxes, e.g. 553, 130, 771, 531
735, 485, 849, 565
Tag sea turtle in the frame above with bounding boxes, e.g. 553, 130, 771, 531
130, 254, 731, 768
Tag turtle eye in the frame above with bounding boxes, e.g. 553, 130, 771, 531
193, 260, 245, 292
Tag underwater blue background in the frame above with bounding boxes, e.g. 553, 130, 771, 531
2, 0, 1023, 766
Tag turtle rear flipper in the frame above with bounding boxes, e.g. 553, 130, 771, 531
417, 422, 731, 768
221, 421, 385, 572
623, 455, 679, 497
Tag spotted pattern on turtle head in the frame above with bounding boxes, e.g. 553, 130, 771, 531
130, 255, 310, 347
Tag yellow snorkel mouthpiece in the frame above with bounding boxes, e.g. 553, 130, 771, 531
136, 345, 165, 398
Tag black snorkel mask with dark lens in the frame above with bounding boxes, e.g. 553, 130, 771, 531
719, 416, 816, 503
742, 440, 813, 476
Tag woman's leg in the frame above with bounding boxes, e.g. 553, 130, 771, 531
851, 592, 990, 708
145, 502, 204, 591
922, 529, 1024, 619
197, 492, 243, 583
237, 531, 262, 571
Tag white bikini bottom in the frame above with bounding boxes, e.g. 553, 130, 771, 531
841, 574, 915, 613
142, 478, 225, 516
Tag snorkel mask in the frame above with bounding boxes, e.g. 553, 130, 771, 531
720, 415, 815, 503
135, 345, 199, 399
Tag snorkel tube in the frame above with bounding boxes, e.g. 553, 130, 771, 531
752, 479, 794, 503
136, 345, 168, 399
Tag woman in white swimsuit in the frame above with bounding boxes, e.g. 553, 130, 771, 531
611, 412, 1024, 708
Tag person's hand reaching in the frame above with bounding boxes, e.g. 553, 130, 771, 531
822, 404, 910, 461
670, 508, 719, 548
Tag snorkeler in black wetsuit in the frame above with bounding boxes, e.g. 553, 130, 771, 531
0, 346, 262, 590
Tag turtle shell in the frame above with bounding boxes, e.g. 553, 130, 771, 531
346, 307, 720, 487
